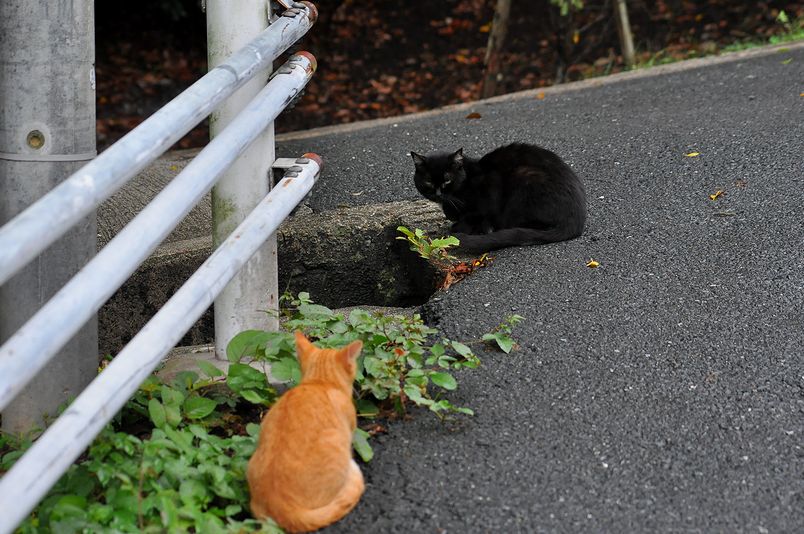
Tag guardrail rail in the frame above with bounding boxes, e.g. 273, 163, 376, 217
0, 2, 321, 531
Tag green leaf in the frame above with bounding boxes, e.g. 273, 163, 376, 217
429, 371, 457, 390
355, 398, 379, 417
403, 384, 432, 406
352, 428, 373, 463
298, 303, 334, 318
183, 396, 217, 419
148, 398, 166, 428
396, 226, 414, 239
483, 333, 514, 353
52, 494, 88, 517
224, 504, 242, 517
348, 308, 372, 326
161, 385, 185, 408
270, 357, 301, 384
226, 330, 271, 363
240, 389, 270, 405
227, 363, 268, 392
196, 360, 224, 378
165, 403, 182, 428
451, 340, 474, 358
179, 479, 209, 506
430, 236, 460, 248
362, 355, 386, 378
246, 423, 262, 437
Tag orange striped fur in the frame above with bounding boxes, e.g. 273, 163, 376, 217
247, 332, 364, 532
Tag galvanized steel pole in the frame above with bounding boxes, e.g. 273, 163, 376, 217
209, 0, 290, 359
0, 53, 317, 414
0, 2, 316, 287
0, 156, 322, 533
0, 0, 98, 433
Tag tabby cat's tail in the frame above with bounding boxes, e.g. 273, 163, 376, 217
455, 226, 581, 253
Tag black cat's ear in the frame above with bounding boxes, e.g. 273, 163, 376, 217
410, 151, 426, 167
450, 148, 465, 167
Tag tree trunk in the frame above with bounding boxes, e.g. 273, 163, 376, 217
481, 0, 512, 99
613, 0, 636, 68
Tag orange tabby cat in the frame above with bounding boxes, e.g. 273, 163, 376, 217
247, 331, 365, 532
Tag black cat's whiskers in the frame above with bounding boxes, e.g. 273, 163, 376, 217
444, 196, 465, 212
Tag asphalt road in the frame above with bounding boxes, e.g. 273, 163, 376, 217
279, 44, 804, 532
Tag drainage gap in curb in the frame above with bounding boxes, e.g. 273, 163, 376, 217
278, 213, 443, 310
99, 200, 448, 355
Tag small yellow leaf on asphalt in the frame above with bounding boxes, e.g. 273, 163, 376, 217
169, 165, 178, 171
586, 259, 600, 268
466, 112, 482, 119
536, 91, 546, 100
800, 92, 804, 97
781, 58, 793, 65
709, 190, 724, 201
685, 152, 700, 157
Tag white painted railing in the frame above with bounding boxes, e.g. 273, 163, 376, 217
0, 4, 321, 530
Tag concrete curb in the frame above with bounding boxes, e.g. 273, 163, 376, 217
99, 199, 447, 355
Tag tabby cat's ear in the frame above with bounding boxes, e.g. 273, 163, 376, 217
294, 330, 315, 356
340, 340, 363, 367
450, 148, 464, 167
410, 151, 426, 167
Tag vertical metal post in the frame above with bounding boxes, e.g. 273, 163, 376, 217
208, 0, 279, 361
0, 0, 98, 433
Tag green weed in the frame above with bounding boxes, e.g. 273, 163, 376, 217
2, 292, 521, 532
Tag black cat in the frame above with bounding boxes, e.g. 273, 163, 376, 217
410, 142, 586, 252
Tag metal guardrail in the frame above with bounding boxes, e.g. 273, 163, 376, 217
0, 3, 320, 531
0, 1, 317, 287
0, 52, 316, 413
0, 155, 321, 532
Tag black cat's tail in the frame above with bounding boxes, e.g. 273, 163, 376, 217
455, 226, 580, 253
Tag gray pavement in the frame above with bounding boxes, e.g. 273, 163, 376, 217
272, 44, 804, 532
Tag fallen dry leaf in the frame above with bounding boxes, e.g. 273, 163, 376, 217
586, 259, 600, 268
465, 112, 482, 119
479, 23, 491, 33
709, 190, 724, 201
439, 253, 493, 290
536, 91, 546, 100
685, 152, 701, 157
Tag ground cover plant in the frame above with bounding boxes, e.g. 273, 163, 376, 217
1, 292, 522, 533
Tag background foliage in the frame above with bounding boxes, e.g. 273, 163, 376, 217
95, 0, 802, 148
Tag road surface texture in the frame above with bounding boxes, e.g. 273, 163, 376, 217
271, 44, 804, 532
